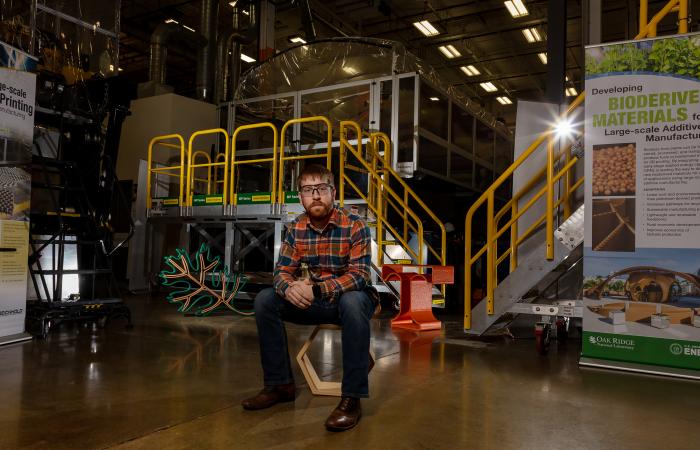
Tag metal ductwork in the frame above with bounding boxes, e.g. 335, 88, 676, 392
149, 22, 207, 86
149, 23, 179, 85
214, 5, 258, 103
196, 0, 219, 102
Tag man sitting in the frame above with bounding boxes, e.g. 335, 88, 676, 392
242, 164, 377, 432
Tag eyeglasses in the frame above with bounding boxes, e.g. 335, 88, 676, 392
300, 183, 334, 197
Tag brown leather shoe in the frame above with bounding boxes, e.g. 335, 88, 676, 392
324, 397, 361, 431
241, 383, 296, 410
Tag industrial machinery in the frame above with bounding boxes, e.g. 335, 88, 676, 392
134, 38, 515, 311
2, 1, 134, 337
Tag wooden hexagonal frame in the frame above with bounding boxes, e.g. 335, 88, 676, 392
296, 324, 375, 397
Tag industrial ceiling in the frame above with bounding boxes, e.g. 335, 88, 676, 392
118, 0, 698, 128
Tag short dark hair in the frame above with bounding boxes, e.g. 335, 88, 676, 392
297, 164, 334, 190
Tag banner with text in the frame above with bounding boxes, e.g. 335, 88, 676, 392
0, 66, 36, 145
583, 34, 700, 371
0, 59, 34, 339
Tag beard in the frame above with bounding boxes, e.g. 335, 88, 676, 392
306, 201, 332, 219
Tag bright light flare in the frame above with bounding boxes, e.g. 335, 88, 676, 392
554, 118, 574, 139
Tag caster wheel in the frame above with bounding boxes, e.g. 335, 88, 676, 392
40, 320, 52, 340
556, 319, 568, 343
535, 322, 551, 355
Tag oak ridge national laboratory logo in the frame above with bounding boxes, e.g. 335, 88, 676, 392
586, 335, 635, 350
669, 343, 683, 355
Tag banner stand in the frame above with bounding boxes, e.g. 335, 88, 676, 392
581, 33, 700, 377
580, 357, 700, 381
0, 332, 32, 346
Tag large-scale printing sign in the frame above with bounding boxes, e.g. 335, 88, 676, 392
0, 45, 35, 340
0, 66, 35, 144
583, 34, 700, 375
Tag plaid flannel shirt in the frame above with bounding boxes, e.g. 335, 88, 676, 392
273, 206, 371, 301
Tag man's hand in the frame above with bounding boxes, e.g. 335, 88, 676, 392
285, 279, 315, 309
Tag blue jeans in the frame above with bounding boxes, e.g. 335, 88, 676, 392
253, 287, 376, 398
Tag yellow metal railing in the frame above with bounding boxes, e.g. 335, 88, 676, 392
366, 131, 446, 269
278, 116, 333, 199
462, 0, 689, 330
147, 134, 185, 209
230, 122, 279, 205
146, 117, 449, 297
366, 132, 391, 210
339, 121, 424, 265
213, 152, 227, 190
186, 129, 230, 206
190, 151, 213, 195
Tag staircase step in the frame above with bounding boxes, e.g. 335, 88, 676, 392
30, 211, 83, 218
466, 204, 585, 335
31, 269, 112, 275
32, 156, 76, 167
30, 239, 101, 245
32, 182, 84, 191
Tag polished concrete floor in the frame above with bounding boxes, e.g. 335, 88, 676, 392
1, 294, 699, 449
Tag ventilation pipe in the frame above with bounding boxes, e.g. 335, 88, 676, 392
149, 22, 207, 85
196, 0, 219, 102
149, 22, 180, 84
215, 6, 244, 103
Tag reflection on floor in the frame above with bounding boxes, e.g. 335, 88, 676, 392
1, 294, 699, 449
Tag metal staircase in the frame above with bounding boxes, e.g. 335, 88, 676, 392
466, 206, 584, 335
27, 151, 133, 338
338, 121, 447, 307
463, 93, 586, 336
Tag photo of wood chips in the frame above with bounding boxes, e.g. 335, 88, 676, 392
592, 143, 636, 196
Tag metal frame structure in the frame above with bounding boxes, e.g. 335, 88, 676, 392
221, 71, 513, 193
140, 115, 452, 302
141, 57, 515, 304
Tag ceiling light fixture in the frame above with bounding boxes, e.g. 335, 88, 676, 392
413, 20, 440, 37
242, 9, 250, 16
241, 53, 256, 63
438, 45, 461, 59
429, 96, 440, 101
566, 87, 578, 97
229, 1, 237, 6
460, 65, 480, 76
538, 52, 548, 64
496, 96, 513, 105
522, 27, 542, 43
165, 18, 179, 24
480, 82, 498, 92
289, 36, 307, 44
183, 24, 195, 32
504, 0, 529, 18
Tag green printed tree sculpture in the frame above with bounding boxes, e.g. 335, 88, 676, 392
160, 244, 252, 316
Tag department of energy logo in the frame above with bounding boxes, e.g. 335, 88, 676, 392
670, 343, 683, 355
